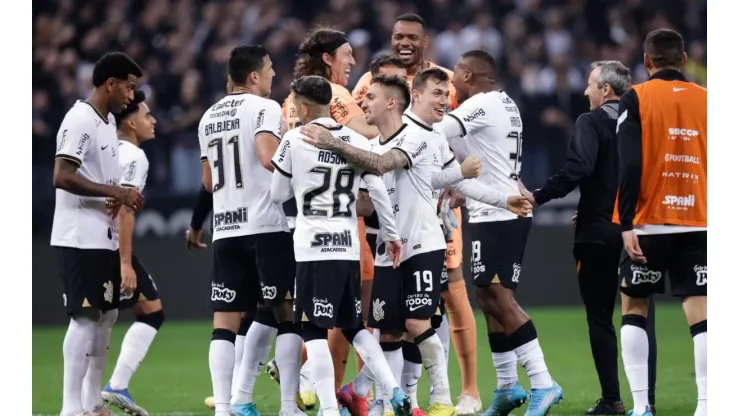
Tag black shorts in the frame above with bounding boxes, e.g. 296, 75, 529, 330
468, 218, 532, 290
55, 246, 121, 315
619, 231, 707, 299
367, 249, 446, 331
119, 255, 160, 310
211, 232, 296, 312
294, 260, 362, 329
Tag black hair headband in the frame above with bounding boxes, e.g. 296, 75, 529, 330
317, 36, 349, 55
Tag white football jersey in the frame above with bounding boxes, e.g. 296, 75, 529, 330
118, 140, 149, 192
198, 93, 289, 241
438, 90, 528, 222
272, 118, 368, 262
369, 123, 451, 266
51, 101, 120, 250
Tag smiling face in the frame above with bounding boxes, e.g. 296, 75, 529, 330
413, 78, 449, 123
392, 20, 427, 69
328, 42, 355, 87
361, 82, 393, 126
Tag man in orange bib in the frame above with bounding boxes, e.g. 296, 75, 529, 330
351, 13, 481, 416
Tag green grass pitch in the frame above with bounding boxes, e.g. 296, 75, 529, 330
33, 305, 696, 415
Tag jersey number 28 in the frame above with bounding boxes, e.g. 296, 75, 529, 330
303, 167, 356, 217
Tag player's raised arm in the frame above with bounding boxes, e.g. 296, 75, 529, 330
269, 135, 295, 204
255, 100, 284, 171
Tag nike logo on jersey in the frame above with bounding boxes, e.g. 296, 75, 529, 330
101, 145, 109, 150
673, 87, 687, 92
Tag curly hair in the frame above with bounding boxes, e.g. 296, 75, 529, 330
294, 28, 348, 80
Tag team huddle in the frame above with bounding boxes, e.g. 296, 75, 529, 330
49, 11, 706, 416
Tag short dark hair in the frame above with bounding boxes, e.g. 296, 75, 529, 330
412, 68, 449, 92
229, 45, 270, 85
114, 90, 146, 127
291, 76, 332, 105
461, 49, 497, 75
395, 13, 426, 30
371, 74, 410, 111
645, 29, 684, 68
294, 28, 349, 79
92, 52, 143, 88
370, 53, 405, 77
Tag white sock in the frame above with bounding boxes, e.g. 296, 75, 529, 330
300, 361, 315, 395
109, 321, 158, 390
493, 351, 519, 389
694, 331, 707, 416
513, 338, 553, 389
621, 324, 650, 413
61, 316, 97, 416
401, 360, 422, 409
352, 330, 400, 401
210, 335, 236, 414
276, 330, 303, 412
381, 345, 403, 414
306, 339, 339, 414
83, 309, 117, 411
437, 315, 451, 362
234, 322, 277, 404
350, 363, 375, 397
417, 331, 452, 406
231, 334, 246, 395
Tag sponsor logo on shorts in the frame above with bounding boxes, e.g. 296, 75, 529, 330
261, 284, 277, 300
630, 264, 662, 285
103, 280, 114, 303
471, 241, 486, 277
355, 298, 362, 315
120, 291, 135, 301
372, 299, 385, 321
406, 294, 433, 312
313, 298, 333, 318
440, 268, 449, 285
694, 265, 707, 286
211, 283, 236, 303
213, 207, 248, 232
311, 230, 352, 253
62, 294, 67, 307
512, 263, 521, 283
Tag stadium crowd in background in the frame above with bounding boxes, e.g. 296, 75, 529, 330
32, 0, 707, 198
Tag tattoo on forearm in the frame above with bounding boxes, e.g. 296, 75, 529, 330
334, 141, 407, 175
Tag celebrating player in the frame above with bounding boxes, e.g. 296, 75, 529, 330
615, 29, 706, 416
97, 90, 160, 416
271, 74, 411, 416
52, 52, 144, 416
353, 16, 480, 415
199, 45, 301, 416
435, 50, 563, 416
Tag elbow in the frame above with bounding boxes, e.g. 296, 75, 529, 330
52, 173, 69, 190
261, 158, 274, 172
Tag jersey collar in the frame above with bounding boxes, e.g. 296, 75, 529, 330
649, 69, 688, 82
403, 110, 433, 132
310, 117, 343, 131
379, 123, 408, 146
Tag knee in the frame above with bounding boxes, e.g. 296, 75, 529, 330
302, 321, 328, 343
255, 306, 278, 328
341, 326, 364, 343
136, 309, 165, 331
404, 318, 431, 338
380, 330, 403, 343
272, 300, 293, 323
72, 308, 103, 322
621, 293, 650, 317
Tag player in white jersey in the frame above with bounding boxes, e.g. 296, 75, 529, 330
435, 50, 563, 416
198, 45, 302, 416
270, 75, 411, 416
302, 74, 530, 416
51, 52, 143, 416
86, 90, 158, 416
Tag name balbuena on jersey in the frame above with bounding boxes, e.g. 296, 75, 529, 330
51, 101, 120, 250
271, 118, 370, 262
199, 93, 289, 241
438, 90, 528, 222
369, 123, 452, 266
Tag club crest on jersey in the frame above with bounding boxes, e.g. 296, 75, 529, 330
372, 299, 385, 321
694, 265, 707, 286
630, 264, 662, 285
213, 207, 248, 232
311, 230, 352, 253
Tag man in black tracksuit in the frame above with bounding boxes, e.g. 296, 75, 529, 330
520, 61, 657, 415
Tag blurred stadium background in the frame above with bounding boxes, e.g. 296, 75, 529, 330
32, 0, 707, 414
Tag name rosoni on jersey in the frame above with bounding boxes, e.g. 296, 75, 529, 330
369, 124, 450, 266
199, 93, 289, 241
442, 90, 528, 222
271, 118, 368, 262
51, 101, 120, 251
